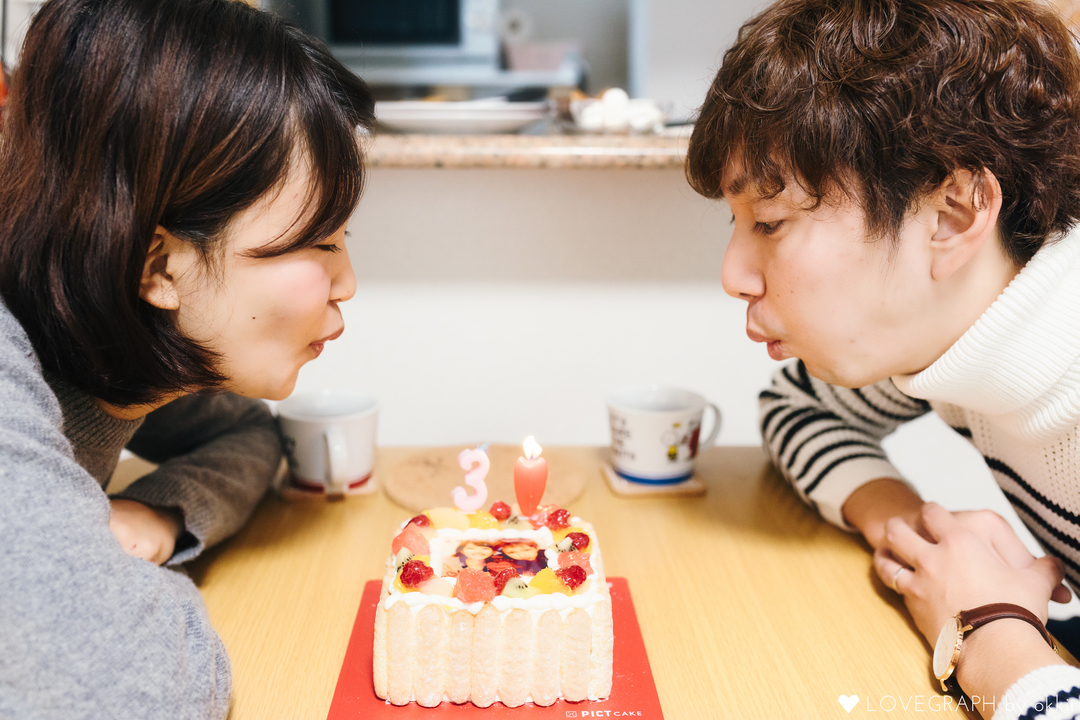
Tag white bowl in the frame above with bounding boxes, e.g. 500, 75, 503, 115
375, 100, 550, 135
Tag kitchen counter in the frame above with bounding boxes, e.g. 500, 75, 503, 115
365, 132, 690, 170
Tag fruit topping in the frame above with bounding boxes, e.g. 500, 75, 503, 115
393, 547, 415, 571
491, 567, 519, 595
400, 559, 435, 588
552, 537, 575, 553
468, 510, 500, 529
407, 515, 437, 539
453, 568, 496, 603
504, 515, 532, 531
530, 505, 555, 528
391, 524, 430, 556
501, 576, 540, 599
567, 532, 590, 551
424, 507, 471, 531
545, 508, 572, 530
529, 568, 571, 595
557, 551, 593, 574
551, 525, 579, 541
489, 501, 512, 521
418, 577, 454, 597
555, 565, 587, 591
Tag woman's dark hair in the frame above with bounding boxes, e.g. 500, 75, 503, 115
0, 0, 375, 405
686, 0, 1080, 266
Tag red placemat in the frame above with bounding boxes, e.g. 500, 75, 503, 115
327, 577, 664, 718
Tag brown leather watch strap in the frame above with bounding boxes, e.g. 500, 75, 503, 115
957, 603, 1056, 650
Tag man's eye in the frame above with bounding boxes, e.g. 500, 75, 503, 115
755, 220, 783, 236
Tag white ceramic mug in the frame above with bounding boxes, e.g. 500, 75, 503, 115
607, 385, 721, 483
277, 389, 378, 494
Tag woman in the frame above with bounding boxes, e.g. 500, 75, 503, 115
457, 540, 496, 571
0, 0, 375, 717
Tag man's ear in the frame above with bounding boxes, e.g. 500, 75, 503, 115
929, 169, 1003, 282
139, 227, 190, 310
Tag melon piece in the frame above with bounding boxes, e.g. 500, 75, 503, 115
453, 568, 496, 603
391, 523, 430, 556
424, 507, 470, 531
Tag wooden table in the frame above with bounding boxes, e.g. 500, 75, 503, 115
186, 446, 1052, 719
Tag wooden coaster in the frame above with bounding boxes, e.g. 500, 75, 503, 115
383, 445, 587, 513
602, 462, 706, 497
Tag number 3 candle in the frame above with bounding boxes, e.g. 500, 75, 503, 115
452, 446, 490, 512
513, 436, 547, 517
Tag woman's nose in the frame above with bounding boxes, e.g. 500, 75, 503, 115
331, 243, 357, 304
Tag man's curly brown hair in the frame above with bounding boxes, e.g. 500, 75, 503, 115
686, 0, 1080, 265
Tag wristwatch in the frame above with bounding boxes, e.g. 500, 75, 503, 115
933, 603, 1056, 692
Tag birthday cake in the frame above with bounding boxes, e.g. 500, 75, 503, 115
372, 443, 613, 708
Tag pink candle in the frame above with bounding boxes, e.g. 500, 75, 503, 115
513, 436, 547, 517
452, 446, 490, 512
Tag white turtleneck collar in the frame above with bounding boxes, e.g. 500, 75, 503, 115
892, 230, 1080, 442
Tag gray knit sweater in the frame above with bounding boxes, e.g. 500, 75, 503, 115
0, 299, 283, 719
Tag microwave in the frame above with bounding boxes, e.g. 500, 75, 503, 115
325, 0, 500, 67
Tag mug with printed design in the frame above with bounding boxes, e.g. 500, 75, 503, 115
607, 385, 721, 483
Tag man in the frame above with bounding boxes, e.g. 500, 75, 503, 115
687, 1, 1080, 717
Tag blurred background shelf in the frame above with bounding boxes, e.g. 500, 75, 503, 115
366, 132, 689, 169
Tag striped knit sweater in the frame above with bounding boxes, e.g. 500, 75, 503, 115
760, 231, 1080, 720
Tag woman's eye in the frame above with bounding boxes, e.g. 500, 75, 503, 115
755, 220, 784, 236
316, 243, 342, 253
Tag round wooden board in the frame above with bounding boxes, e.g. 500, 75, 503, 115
382, 445, 587, 513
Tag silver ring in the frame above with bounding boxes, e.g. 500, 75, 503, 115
891, 566, 907, 592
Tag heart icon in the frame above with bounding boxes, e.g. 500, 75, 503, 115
838, 695, 859, 713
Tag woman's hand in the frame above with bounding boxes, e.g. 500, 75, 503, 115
844, 480, 1071, 604
108, 498, 183, 565
874, 502, 1066, 715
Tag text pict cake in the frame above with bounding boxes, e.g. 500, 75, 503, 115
373, 438, 613, 708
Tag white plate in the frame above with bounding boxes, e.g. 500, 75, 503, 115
375, 100, 549, 135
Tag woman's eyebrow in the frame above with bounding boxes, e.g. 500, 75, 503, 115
723, 174, 749, 197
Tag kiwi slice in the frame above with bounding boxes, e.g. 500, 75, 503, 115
394, 548, 415, 571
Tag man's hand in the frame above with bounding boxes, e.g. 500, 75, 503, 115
950, 508, 1072, 604
108, 498, 183, 565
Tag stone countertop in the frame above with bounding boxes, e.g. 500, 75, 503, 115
365, 132, 690, 170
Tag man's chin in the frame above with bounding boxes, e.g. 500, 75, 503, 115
803, 359, 891, 389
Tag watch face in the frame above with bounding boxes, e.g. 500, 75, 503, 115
933, 617, 962, 678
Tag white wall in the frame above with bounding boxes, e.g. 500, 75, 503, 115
2, 0, 40, 68
630, 0, 769, 120
294, 166, 745, 446
501, 0, 629, 93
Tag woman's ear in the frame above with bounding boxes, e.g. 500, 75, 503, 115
139, 227, 191, 310
929, 169, 1003, 281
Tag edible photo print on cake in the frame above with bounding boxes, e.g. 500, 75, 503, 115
453, 540, 548, 577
